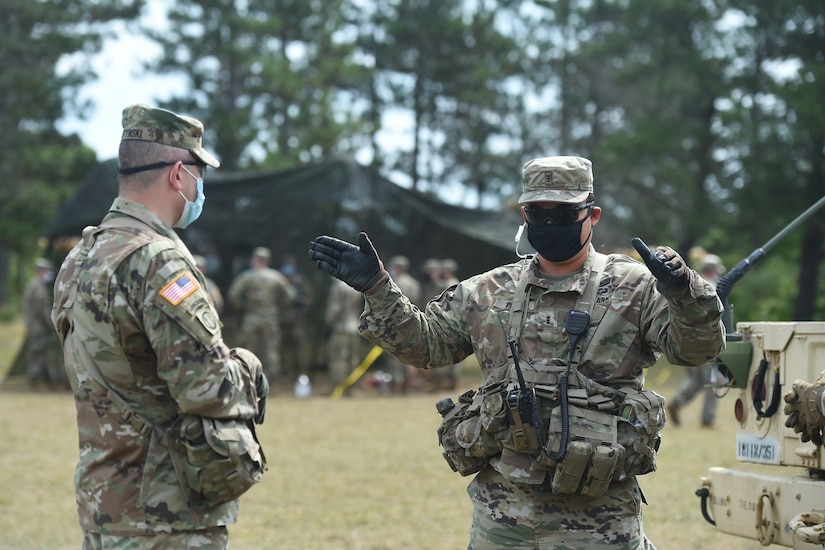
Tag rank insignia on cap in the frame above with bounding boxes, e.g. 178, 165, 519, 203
160, 272, 199, 306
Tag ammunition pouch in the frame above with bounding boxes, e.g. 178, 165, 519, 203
436, 386, 510, 476
435, 362, 666, 496
166, 415, 267, 507
536, 389, 665, 496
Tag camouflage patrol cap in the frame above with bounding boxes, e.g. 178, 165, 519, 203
440, 258, 458, 272
252, 247, 271, 260
423, 258, 440, 273
121, 104, 220, 168
388, 255, 410, 269
700, 254, 726, 275
34, 258, 53, 271
519, 156, 593, 204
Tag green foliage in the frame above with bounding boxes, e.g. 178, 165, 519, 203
0, 0, 141, 307
147, 0, 370, 171
3, 0, 825, 318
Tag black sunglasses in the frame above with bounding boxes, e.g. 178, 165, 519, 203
522, 201, 595, 226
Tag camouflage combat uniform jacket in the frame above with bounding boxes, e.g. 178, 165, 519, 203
360, 246, 725, 482
51, 198, 261, 535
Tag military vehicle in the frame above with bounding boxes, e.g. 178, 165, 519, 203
696, 195, 825, 548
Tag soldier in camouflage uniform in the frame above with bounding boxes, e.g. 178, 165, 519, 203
309, 156, 725, 549
228, 247, 297, 381
428, 258, 462, 392
385, 255, 421, 394
51, 104, 267, 550
324, 277, 364, 391
22, 257, 64, 389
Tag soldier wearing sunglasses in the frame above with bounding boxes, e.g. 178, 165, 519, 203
309, 156, 725, 549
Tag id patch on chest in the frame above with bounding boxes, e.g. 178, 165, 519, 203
159, 271, 199, 306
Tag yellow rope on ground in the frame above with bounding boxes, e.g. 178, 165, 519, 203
330, 345, 384, 399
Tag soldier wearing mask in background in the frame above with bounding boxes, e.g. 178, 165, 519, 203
228, 247, 297, 382
421, 258, 443, 304
22, 257, 65, 390
324, 277, 365, 395
428, 259, 462, 392
51, 104, 267, 549
667, 253, 726, 428
309, 155, 724, 549
385, 255, 421, 394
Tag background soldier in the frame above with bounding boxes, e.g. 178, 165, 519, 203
22, 257, 64, 390
420, 258, 443, 304
324, 277, 364, 395
428, 258, 461, 392
385, 255, 421, 394
228, 247, 297, 381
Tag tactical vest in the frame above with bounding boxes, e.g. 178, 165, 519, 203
436, 254, 666, 496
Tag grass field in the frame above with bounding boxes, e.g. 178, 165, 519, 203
0, 319, 787, 549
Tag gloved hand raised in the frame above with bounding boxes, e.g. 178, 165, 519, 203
308, 232, 389, 293
784, 374, 825, 447
631, 237, 689, 289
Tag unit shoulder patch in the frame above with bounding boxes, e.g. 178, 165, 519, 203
160, 271, 200, 306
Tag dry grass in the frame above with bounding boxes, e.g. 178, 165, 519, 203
0, 320, 782, 549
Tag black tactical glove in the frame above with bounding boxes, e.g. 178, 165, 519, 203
308, 232, 389, 293
632, 237, 689, 290
784, 374, 825, 447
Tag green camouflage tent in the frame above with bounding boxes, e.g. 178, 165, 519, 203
9, 157, 525, 379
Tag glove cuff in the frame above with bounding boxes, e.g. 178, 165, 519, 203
363, 270, 390, 295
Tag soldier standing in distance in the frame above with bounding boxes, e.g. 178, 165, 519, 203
385, 255, 421, 394
420, 258, 443, 304
428, 258, 462, 392
324, 277, 364, 394
51, 104, 267, 549
22, 257, 65, 389
228, 247, 297, 381
309, 155, 725, 549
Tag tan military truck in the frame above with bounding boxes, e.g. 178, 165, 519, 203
696, 196, 825, 548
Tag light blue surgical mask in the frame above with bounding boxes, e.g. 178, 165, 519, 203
174, 166, 205, 228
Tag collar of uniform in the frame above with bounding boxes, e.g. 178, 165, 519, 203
105, 197, 180, 241
527, 244, 595, 294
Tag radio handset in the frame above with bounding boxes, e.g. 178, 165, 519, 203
544, 309, 591, 463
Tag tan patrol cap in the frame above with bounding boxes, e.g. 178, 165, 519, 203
388, 255, 410, 269
252, 247, 271, 260
121, 103, 220, 168
519, 156, 593, 204
34, 258, 53, 270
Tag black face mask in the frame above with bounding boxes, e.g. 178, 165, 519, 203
526, 218, 590, 262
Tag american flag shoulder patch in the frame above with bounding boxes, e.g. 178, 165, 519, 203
160, 271, 199, 306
